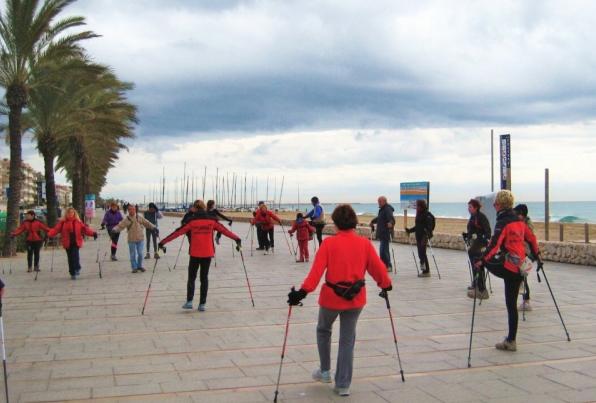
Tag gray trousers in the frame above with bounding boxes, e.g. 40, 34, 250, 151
317, 306, 363, 388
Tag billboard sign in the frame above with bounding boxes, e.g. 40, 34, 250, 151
500, 134, 511, 190
84, 194, 96, 218
400, 181, 430, 209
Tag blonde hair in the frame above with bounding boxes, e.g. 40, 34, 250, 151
64, 207, 82, 221
193, 199, 206, 210
495, 190, 514, 210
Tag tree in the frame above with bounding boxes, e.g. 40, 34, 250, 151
0, 0, 96, 255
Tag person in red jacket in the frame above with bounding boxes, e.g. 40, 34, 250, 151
159, 200, 241, 312
287, 204, 392, 397
11, 210, 50, 272
288, 213, 315, 262
474, 190, 541, 352
48, 208, 97, 280
251, 203, 281, 255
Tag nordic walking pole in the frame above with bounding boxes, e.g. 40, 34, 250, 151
381, 290, 405, 382
50, 240, 56, 272
173, 236, 185, 270
425, 231, 441, 279
461, 235, 474, 285
141, 249, 163, 315
390, 232, 397, 275
467, 271, 479, 368
250, 225, 254, 257
273, 302, 296, 402
279, 222, 295, 258
0, 299, 9, 403
238, 248, 255, 307
98, 252, 107, 279
407, 234, 421, 276
537, 262, 571, 341
486, 269, 493, 293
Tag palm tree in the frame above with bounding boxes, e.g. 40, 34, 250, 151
0, 0, 97, 255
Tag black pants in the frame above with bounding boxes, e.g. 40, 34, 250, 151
66, 246, 81, 276
256, 225, 265, 249
257, 227, 270, 250
187, 257, 212, 304
267, 229, 274, 249
416, 236, 430, 272
468, 242, 486, 290
26, 240, 43, 268
313, 222, 325, 245
146, 229, 158, 253
108, 230, 120, 256
522, 277, 530, 301
485, 259, 523, 341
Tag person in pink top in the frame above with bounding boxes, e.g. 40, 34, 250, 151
287, 204, 392, 397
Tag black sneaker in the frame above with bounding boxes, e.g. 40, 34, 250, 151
138, 267, 146, 272
418, 271, 431, 278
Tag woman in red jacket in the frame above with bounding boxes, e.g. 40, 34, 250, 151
288, 213, 315, 262
287, 204, 392, 397
251, 203, 281, 255
48, 208, 97, 280
159, 200, 241, 312
11, 210, 50, 272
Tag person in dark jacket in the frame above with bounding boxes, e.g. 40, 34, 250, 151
370, 196, 396, 272
101, 203, 124, 261
464, 199, 492, 296
207, 200, 233, 245
143, 202, 163, 259
405, 199, 434, 277
474, 190, 540, 352
11, 210, 50, 272
305, 196, 325, 246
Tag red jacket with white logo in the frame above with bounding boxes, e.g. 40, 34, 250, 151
288, 219, 315, 241
301, 230, 392, 310
12, 219, 50, 242
161, 216, 240, 258
482, 208, 540, 273
251, 210, 281, 231
48, 218, 96, 249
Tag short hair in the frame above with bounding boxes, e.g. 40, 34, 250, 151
193, 199, 206, 210
311, 196, 319, 204
296, 212, 304, 219
110, 202, 119, 209
26, 210, 36, 216
468, 199, 481, 210
331, 204, 358, 230
495, 190, 514, 210
416, 199, 427, 210
514, 203, 528, 217
207, 200, 215, 209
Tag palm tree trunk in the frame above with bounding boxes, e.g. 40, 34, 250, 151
43, 151, 58, 227
71, 157, 83, 219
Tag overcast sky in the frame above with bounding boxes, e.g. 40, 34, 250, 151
11, 0, 596, 203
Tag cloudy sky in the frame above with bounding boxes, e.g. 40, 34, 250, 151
14, 0, 596, 203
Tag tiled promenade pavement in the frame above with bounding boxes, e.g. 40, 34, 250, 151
2, 217, 596, 402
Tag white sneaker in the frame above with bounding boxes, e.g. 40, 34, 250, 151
264, 250, 269, 255
312, 368, 332, 383
519, 300, 532, 311
334, 386, 350, 396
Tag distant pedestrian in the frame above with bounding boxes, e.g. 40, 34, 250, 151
143, 202, 163, 259
101, 203, 124, 261
251, 203, 281, 255
111, 204, 158, 273
288, 213, 315, 262
207, 200, 233, 245
514, 204, 536, 312
253, 201, 265, 250
48, 208, 97, 280
370, 196, 396, 272
464, 199, 492, 298
405, 199, 435, 277
306, 197, 325, 245
11, 210, 50, 272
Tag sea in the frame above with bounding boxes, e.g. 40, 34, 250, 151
279, 201, 596, 224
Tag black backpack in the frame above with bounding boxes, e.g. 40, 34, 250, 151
426, 212, 436, 237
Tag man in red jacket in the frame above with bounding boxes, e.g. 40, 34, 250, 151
159, 200, 241, 312
11, 210, 50, 272
251, 203, 281, 255
288, 204, 392, 397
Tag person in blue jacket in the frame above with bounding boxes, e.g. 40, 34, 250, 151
305, 196, 326, 246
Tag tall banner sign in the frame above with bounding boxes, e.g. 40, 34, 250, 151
84, 194, 96, 219
500, 134, 511, 190
400, 182, 430, 209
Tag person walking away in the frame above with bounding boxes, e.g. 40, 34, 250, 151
287, 204, 392, 396
48, 208, 97, 279
112, 204, 158, 273
101, 203, 124, 261
159, 200, 241, 311
251, 203, 282, 255
405, 199, 435, 277
11, 210, 50, 272
288, 213, 315, 262
207, 200, 233, 245
370, 196, 396, 272
464, 199, 492, 298
514, 204, 536, 312
474, 190, 541, 351
306, 197, 325, 246
143, 203, 163, 259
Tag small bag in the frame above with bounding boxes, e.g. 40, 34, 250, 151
326, 279, 365, 301
519, 257, 534, 277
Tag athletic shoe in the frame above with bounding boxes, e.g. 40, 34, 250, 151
34, 266, 40, 272
138, 267, 146, 272
305, 258, 309, 262
70, 275, 76, 280
27, 267, 32, 273
519, 300, 532, 311
312, 368, 332, 383
154, 252, 160, 259
264, 250, 269, 255
132, 269, 138, 273
418, 271, 431, 278
334, 386, 350, 396
296, 259, 304, 263
495, 338, 517, 351
198, 304, 206, 312
467, 288, 489, 300
145, 253, 151, 259
386, 267, 392, 272
256, 247, 264, 250
182, 301, 193, 310
111, 255, 118, 261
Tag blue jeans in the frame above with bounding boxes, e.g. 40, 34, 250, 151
128, 240, 145, 270
379, 238, 391, 269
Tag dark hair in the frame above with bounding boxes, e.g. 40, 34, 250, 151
148, 202, 158, 211
416, 199, 427, 210
258, 200, 264, 206
207, 200, 215, 209
331, 204, 358, 230
514, 204, 528, 217
296, 212, 304, 219
468, 199, 481, 210
311, 196, 319, 204
26, 210, 36, 217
